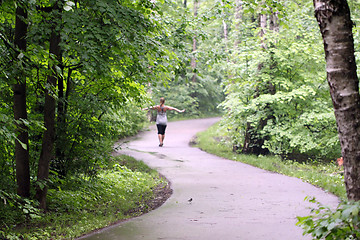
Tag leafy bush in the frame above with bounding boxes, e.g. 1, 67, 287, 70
151, 77, 224, 118
51, 99, 147, 177
219, 0, 341, 161
297, 197, 360, 240
1, 155, 166, 240
0, 190, 41, 240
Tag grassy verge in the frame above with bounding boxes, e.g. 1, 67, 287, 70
195, 122, 346, 200
2, 155, 169, 240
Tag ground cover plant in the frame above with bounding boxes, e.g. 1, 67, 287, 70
0, 155, 169, 240
297, 197, 360, 240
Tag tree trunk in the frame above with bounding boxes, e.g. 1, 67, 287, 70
191, 0, 199, 82
242, 9, 269, 155
221, 1, 229, 63
14, 5, 30, 198
259, 13, 267, 52
36, 3, 62, 209
314, 0, 360, 201
269, 10, 278, 94
57, 66, 64, 126
234, 0, 243, 47
222, 17, 228, 41
55, 51, 65, 174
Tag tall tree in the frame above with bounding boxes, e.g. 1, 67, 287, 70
242, 5, 270, 155
191, 0, 199, 82
36, 1, 62, 210
314, 0, 360, 201
234, 0, 243, 47
13, 2, 30, 198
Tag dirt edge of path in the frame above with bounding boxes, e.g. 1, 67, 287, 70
126, 174, 173, 216
76, 174, 172, 239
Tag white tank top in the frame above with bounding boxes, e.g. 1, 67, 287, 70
156, 106, 167, 125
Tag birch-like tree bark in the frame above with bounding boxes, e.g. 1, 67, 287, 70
314, 0, 360, 200
234, 0, 243, 47
191, 0, 199, 82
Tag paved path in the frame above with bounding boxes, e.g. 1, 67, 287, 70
80, 118, 339, 240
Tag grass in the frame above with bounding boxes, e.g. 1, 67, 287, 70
195, 122, 347, 200
1, 155, 167, 240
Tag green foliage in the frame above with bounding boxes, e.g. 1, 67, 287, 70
147, 0, 225, 117
297, 198, 360, 240
152, 77, 224, 117
0, 0, 175, 233
1, 155, 165, 240
52, 99, 147, 177
219, 0, 341, 160
0, 0, 173, 179
0, 190, 41, 238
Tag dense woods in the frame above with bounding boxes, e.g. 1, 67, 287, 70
1, 0, 164, 208
2, 0, 360, 238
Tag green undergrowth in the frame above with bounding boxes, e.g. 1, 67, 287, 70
196, 122, 346, 200
168, 113, 222, 122
1, 155, 166, 240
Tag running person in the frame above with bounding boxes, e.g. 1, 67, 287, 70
143, 97, 185, 147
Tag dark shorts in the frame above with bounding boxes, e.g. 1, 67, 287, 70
157, 124, 167, 135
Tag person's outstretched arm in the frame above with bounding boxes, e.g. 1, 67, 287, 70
142, 105, 158, 111
167, 106, 185, 113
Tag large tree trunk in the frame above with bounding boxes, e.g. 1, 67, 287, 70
36, 4, 62, 209
314, 0, 360, 201
14, 5, 30, 198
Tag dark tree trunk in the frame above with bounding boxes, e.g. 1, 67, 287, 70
242, 10, 269, 155
242, 122, 269, 155
241, 7, 278, 155
55, 51, 65, 173
57, 66, 64, 125
36, 3, 62, 209
14, 5, 30, 198
314, 0, 360, 200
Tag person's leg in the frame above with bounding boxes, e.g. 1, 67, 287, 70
161, 125, 167, 146
157, 125, 162, 146
157, 124, 166, 147
158, 134, 164, 146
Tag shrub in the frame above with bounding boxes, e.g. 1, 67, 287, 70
297, 197, 360, 240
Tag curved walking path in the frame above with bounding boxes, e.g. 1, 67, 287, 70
81, 118, 339, 240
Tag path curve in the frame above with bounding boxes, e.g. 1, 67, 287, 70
80, 118, 339, 240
